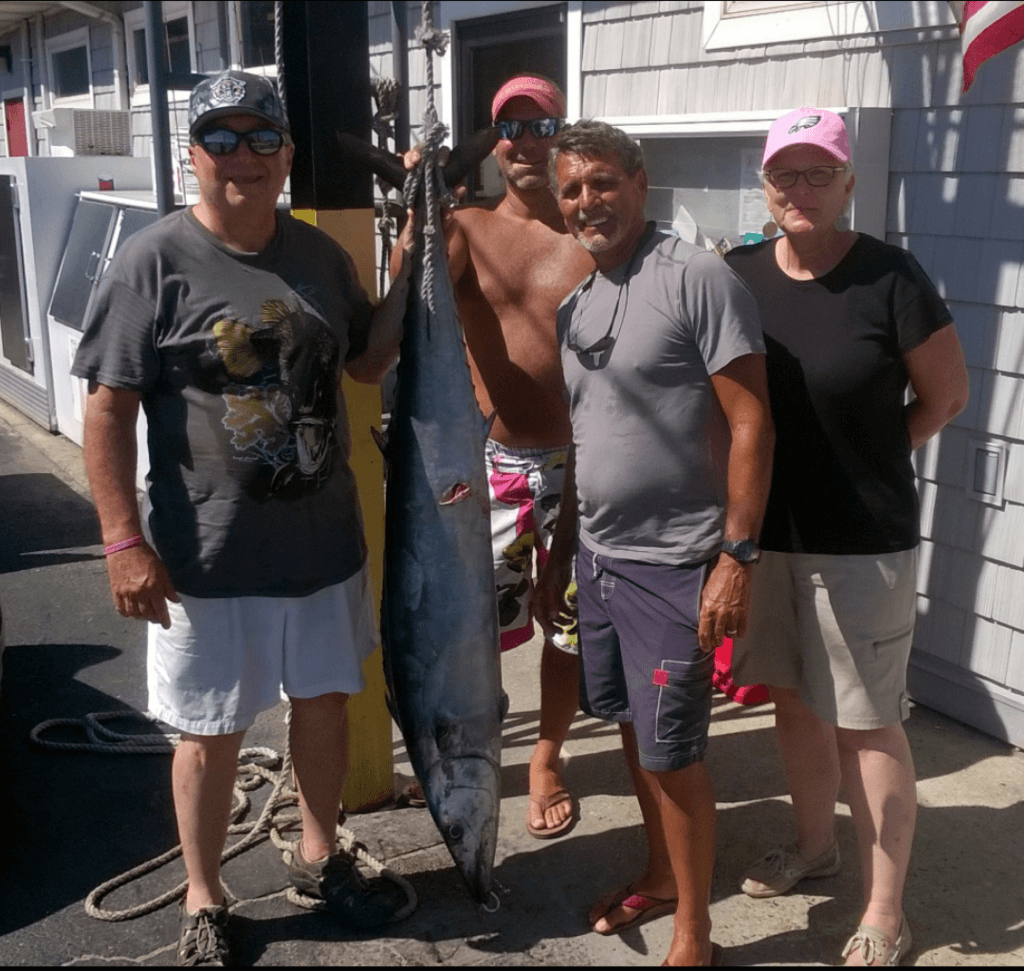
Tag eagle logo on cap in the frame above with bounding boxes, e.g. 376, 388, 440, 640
789, 115, 821, 133
211, 76, 246, 105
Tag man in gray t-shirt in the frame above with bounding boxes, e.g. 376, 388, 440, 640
538, 121, 774, 967
72, 71, 414, 964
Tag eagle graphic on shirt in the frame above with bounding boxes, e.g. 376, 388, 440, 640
212, 298, 340, 498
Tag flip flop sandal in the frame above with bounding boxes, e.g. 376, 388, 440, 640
525, 788, 577, 840
590, 884, 677, 936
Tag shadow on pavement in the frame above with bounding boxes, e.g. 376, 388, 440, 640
0, 473, 101, 574
0, 641, 177, 937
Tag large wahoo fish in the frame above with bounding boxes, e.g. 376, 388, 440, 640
338, 129, 505, 905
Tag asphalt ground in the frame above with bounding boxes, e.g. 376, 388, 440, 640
1, 396, 1023, 966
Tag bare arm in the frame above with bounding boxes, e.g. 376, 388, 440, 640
83, 384, 178, 628
346, 212, 416, 384
904, 323, 968, 450
535, 444, 578, 639
699, 353, 775, 652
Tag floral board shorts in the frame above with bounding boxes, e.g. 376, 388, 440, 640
486, 440, 578, 655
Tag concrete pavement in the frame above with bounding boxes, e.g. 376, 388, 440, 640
1, 397, 1023, 966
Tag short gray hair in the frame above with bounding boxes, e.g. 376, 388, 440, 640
549, 119, 645, 188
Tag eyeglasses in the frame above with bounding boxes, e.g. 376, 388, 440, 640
496, 117, 562, 141
194, 127, 291, 156
764, 166, 847, 189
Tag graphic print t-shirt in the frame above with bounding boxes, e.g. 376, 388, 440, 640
72, 209, 375, 597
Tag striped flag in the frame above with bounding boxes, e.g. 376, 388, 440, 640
950, 1, 1024, 91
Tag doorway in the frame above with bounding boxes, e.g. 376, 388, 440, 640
453, 4, 566, 201
4, 98, 28, 157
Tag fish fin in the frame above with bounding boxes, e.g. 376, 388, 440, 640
483, 410, 497, 437
444, 127, 501, 189
336, 132, 407, 190
371, 425, 388, 456
499, 690, 510, 723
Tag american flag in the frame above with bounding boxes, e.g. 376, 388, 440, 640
949, 1, 1024, 91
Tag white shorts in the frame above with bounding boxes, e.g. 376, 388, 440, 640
148, 568, 377, 736
731, 549, 917, 730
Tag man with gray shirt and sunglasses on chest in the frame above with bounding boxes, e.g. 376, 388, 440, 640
73, 70, 414, 965
537, 120, 773, 966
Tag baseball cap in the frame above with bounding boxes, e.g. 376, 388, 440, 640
491, 75, 566, 122
189, 70, 289, 136
762, 107, 850, 169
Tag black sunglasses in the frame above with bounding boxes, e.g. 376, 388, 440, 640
496, 117, 562, 141
195, 127, 291, 156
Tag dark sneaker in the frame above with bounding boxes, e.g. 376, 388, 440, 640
286, 846, 403, 930
177, 902, 231, 967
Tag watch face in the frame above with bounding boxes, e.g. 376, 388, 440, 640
725, 540, 760, 563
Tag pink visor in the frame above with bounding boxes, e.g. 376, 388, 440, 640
491, 76, 566, 122
762, 107, 850, 169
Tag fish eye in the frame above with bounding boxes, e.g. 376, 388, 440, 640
448, 823, 464, 841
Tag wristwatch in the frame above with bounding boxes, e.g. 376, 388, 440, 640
721, 539, 761, 564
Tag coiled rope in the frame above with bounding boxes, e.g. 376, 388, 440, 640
32, 706, 416, 923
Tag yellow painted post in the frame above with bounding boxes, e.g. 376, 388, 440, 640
294, 206, 393, 813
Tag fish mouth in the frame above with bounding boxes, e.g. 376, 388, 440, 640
423, 756, 501, 904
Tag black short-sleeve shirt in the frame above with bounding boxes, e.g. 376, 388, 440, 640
726, 233, 953, 555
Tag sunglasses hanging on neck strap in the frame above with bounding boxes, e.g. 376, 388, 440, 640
567, 222, 657, 370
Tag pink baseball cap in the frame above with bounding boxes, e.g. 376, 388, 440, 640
762, 107, 850, 169
491, 76, 566, 122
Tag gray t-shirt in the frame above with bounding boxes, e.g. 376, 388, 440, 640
72, 208, 374, 598
557, 227, 764, 564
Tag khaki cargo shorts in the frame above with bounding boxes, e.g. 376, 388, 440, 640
731, 549, 917, 729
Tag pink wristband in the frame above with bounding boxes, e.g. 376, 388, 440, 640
104, 535, 143, 556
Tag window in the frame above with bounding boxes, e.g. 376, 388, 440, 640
47, 30, 93, 106
52, 46, 89, 98
702, 0, 957, 51
241, 1, 275, 69
125, 4, 196, 96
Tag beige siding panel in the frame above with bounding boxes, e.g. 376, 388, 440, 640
963, 616, 1012, 682
620, 17, 653, 70
954, 174, 998, 241
978, 371, 1024, 439
916, 108, 964, 173
979, 239, 1024, 308
962, 106, 1006, 172
994, 567, 1024, 630
999, 107, 1024, 174
649, 15, 674, 67
990, 304, 1024, 373
630, 1, 662, 17
931, 41, 964, 107
813, 53, 852, 107
909, 173, 958, 236
583, 1, 620, 24
889, 40, 937, 109
583, 20, 600, 72
598, 20, 626, 71
1005, 440, 1024, 505
665, 9, 700, 66
582, 73, 608, 117
979, 503, 1024, 568
656, 66, 689, 115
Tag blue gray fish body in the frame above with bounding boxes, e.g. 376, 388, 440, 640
381, 190, 503, 905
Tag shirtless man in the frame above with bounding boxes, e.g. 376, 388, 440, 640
398, 76, 594, 837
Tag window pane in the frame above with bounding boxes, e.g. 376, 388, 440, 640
241, 1, 275, 68
133, 28, 148, 86
166, 17, 190, 76
52, 45, 90, 98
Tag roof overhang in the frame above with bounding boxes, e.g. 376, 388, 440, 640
0, 3, 63, 37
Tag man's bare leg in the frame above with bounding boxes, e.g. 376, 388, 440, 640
655, 761, 717, 966
289, 692, 350, 863
590, 723, 676, 931
528, 640, 579, 831
174, 731, 246, 912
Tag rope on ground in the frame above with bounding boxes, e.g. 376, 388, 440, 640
31, 709, 416, 924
